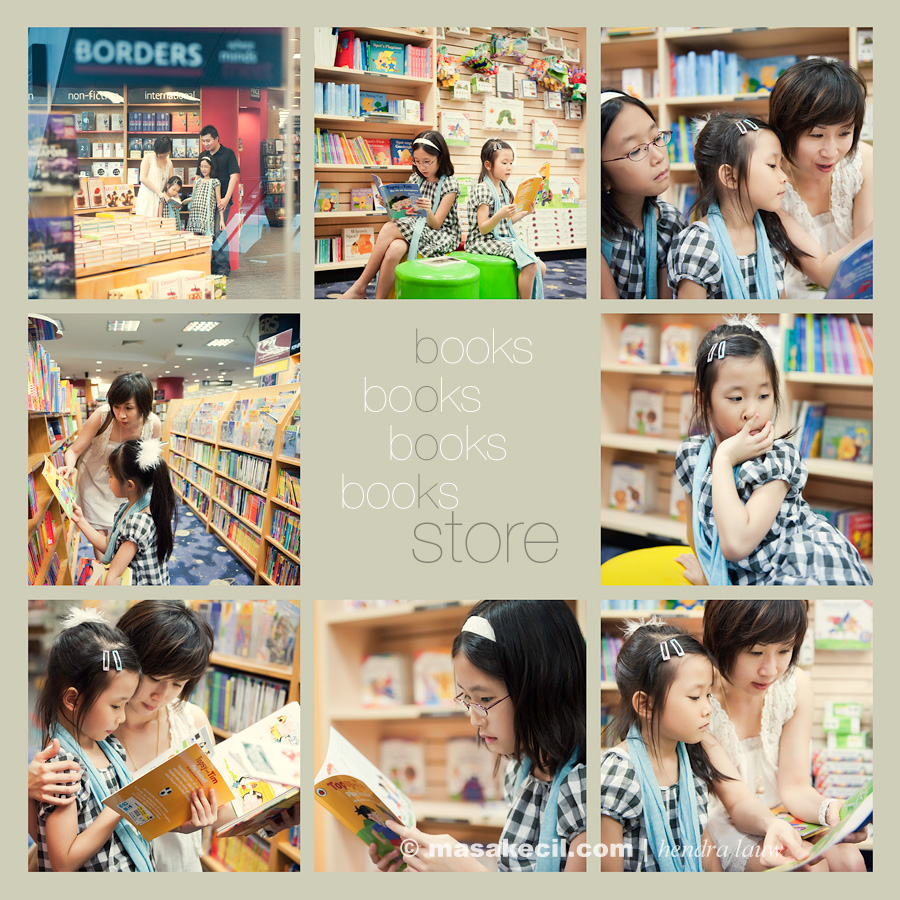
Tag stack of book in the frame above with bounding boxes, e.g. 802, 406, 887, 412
332, 31, 432, 78
28, 343, 76, 413
784, 314, 873, 375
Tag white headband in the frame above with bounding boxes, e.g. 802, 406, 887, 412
461, 615, 496, 642
600, 91, 627, 106
413, 137, 441, 152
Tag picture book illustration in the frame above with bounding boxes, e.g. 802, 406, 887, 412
510, 161, 550, 213
371, 174, 424, 220
825, 239, 873, 299
315, 727, 415, 860
42, 455, 76, 517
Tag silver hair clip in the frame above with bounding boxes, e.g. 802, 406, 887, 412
707, 339, 727, 362
659, 639, 685, 660
735, 119, 759, 136
102, 650, 110, 671
112, 650, 123, 671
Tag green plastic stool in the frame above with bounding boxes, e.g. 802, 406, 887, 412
449, 251, 518, 299
394, 258, 480, 299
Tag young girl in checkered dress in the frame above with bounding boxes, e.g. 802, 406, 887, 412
72, 438, 177, 585
601, 90, 687, 299
673, 320, 872, 585
34, 609, 154, 871
600, 620, 804, 872
369, 600, 586, 872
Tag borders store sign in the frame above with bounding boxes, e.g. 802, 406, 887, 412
58, 28, 282, 88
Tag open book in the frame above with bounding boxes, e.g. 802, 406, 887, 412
315, 727, 415, 861
42, 455, 76, 518
511, 161, 549, 213
765, 779, 872, 872
371, 174, 423, 220
825, 238, 873, 299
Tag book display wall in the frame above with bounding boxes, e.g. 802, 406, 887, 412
600, 27, 874, 214
164, 385, 301, 585
314, 599, 586, 871
600, 313, 873, 576
188, 600, 301, 873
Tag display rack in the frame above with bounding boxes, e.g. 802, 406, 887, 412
600, 312, 874, 576
314, 598, 585, 871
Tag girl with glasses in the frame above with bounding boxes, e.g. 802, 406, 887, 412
370, 600, 586, 872
601, 90, 687, 298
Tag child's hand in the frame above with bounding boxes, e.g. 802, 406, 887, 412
674, 552, 706, 585
759, 819, 809, 869
176, 788, 218, 832
499, 203, 518, 220
56, 464, 74, 480
29, 739, 81, 805
260, 801, 301, 837
414, 197, 430, 212
368, 842, 406, 872
717, 415, 775, 467
70, 505, 84, 526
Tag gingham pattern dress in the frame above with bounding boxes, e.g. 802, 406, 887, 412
604, 201, 687, 299
601, 747, 709, 872
37, 737, 145, 872
110, 503, 170, 585
675, 436, 873, 585
465, 181, 517, 259
394, 173, 461, 255
498, 759, 586, 872
187, 176, 221, 237
667, 221, 786, 299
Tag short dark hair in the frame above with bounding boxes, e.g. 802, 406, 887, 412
154, 136, 172, 155
609, 621, 733, 787
703, 600, 809, 681
452, 600, 585, 777
477, 138, 514, 185
36, 615, 142, 747
96, 373, 153, 438
117, 601, 213, 701
199, 124, 219, 140
768, 58, 867, 163
197, 152, 218, 179
411, 129, 455, 178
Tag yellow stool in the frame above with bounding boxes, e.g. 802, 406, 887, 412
600, 545, 693, 586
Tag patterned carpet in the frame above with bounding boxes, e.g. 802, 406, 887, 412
315, 251, 587, 299
76, 500, 255, 585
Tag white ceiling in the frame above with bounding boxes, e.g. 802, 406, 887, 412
36, 313, 265, 394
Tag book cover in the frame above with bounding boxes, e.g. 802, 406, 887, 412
627, 389, 664, 436
609, 462, 655, 514
511, 161, 550, 212
41, 456, 76, 516
360, 91, 388, 114
618, 322, 660, 365
316, 187, 339, 212
335, 30, 355, 68
361, 653, 411, 706
350, 187, 374, 211
390, 139, 413, 166
825, 239, 873, 299
371, 175, 423, 219
820, 417, 872, 464
814, 600, 873, 650
263, 599, 299, 666
315, 727, 415, 861
367, 138, 393, 167
368, 41, 404, 74
412, 649, 455, 708
440, 111, 470, 147
446, 737, 502, 801
28, 113, 79, 193
380, 738, 426, 798
660, 324, 701, 368
343, 225, 376, 258
531, 119, 559, 151
27, 217, 75, 300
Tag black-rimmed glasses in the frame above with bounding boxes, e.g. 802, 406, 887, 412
602, 131, 672, 163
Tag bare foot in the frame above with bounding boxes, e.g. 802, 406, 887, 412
338, 286, 368, 299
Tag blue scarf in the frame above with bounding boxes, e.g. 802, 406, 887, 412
406, 175, 446, 261
707, 203, 778, 299
691, 434, 737, 586
513, 749, 579, 872
625, 723, 702, 872
52, 723, 154, 871
485, 178, 544, 299
101, 490, 151, 565
601, 205, 658, 298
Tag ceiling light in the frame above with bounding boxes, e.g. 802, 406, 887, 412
107, 320, 140, 332
182, 321, 220, 333
206, 338, 235, 347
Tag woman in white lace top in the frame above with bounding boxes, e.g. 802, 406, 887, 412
700, 600, 867, 872
768, 58, 874, 298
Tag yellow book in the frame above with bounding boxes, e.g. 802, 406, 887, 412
512, 161, 550, 212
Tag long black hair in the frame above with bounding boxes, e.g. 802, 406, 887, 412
452, 600, 585, 777
691, 112, 809, 268
608, 621, 733, 788
107, 439, 177, 562
96, 372, 153, 438
411, 129, 455, 178
477, 138, 514, 185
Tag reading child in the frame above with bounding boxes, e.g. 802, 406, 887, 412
187, 153, 226, 238
34, 608, 153, 871
340, 130, 460, 299
72, 438, 177, 585
673, 319, 872, 585
161, 176, 188, 230
701, 600, 868, 871
371, 600, 585, 872
466, 139, 546, 299
601, 619, 805, 872
601, 90, 687, 298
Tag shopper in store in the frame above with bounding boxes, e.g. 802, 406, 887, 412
188, 153, 226, 239
199, 125, 240, 277
134, 137, 175, 219
369, 599, 586, 872
768, 58, 874, 298
57, 373, 162, 558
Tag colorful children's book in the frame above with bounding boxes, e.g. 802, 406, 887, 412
316, 187, 339, 212
511, 161, 550, 212
315, 727, 415, 864
820, 417, 872, 464
360, 91, 389, 114
343, 225, 375, 259
440, 111, 471, 147
74, 558, 133, 586
390, 138, 413, 165
825, 239, 873, 299
367, 138, 393, 166
42, 455, 76, 517
371, 174, 423, 219
532, 119, 559, 151
368, 41, 404, 74
350, 187, 374, 211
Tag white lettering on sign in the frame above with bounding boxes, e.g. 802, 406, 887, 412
74, 39, 204, 69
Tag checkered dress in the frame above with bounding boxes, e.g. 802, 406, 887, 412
667, 221, 785, 299
465, 181, 517, 259
675, 436, 873, 585
110, 502, 170, 585
187, 176, 221, 237
498, 759, 586, 872
603, 201, 687, 299
37, 737, 146, 871
394, 173, 461, 255
601, 747, 709, 872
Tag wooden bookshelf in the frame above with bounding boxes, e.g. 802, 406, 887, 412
600, 312, 874, 577
164, 385, 301, 585
314, 599, 585, 871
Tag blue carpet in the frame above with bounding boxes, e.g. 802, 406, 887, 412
315, 251, 586, 299
76, 500, 254, 585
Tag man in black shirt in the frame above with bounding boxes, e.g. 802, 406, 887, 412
200, 124, 240, 276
